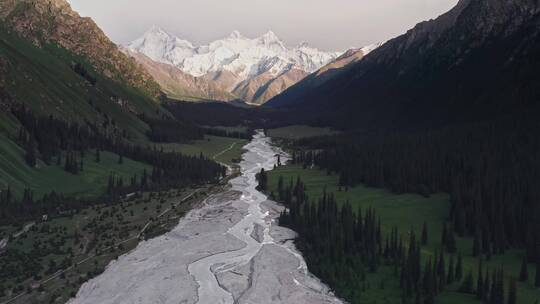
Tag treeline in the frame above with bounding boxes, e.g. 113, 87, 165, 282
164, 100, 301, 129
291, 116, 540, 266
2, 105, 225, 220
274, 176, 525, 303
14, 105, 102, 166
140, 114, 204, 143
203, 128, 251, 140
0, 187, 86, 221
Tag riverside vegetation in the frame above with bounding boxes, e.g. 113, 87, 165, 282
263, 128, 540, 304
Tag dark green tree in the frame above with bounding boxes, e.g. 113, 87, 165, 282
519, 255, 529, 282
536, 259, 540, 287
459, 270, 474, 294
507, 278, 517, 304
421, 221, 428, 246
455, 253, 463, 281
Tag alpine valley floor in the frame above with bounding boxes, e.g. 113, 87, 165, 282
67, 131, 342, 304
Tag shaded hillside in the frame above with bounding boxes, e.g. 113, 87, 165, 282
0, 25, 161, 142
268, 0, 540, 130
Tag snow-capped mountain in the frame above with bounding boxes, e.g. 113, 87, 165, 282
128, 26, 340, 79
126, 26, 345, 104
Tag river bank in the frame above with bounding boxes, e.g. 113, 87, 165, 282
68, 131, 341, 304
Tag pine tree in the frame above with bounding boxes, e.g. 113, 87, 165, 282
446, 230, 457, 253
484, 269, 491, 301
438, 250, 446, 288
421, 222, 428, 246
473, 230, 481, 257
24, 137, 37, 167
107, 173, 115, 195
278, 176, 284, 201
519, 255, 529, 282
455, 253, 463, 281
536, 258, 540, 287
477, 259, 484, 300
441, 223, 448, 248
460, 270, 474, 294
447, 255, 455, 284
507, 278, 517, 304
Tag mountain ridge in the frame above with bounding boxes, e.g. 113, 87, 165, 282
126, 27, 344, 104
0, 0, 161, 98
266, 0, 540, 130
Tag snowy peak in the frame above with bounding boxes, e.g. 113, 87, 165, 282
126, 27, 341, 79
258, 30, 281, 44
126, 27, 382, 104
359, 42, 383, 56
127, 26, 195, 66
228, 30, 243, 39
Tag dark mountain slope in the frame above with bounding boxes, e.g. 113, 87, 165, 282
268, 0, 540, 130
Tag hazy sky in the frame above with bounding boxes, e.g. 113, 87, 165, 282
67, 0, 458, 51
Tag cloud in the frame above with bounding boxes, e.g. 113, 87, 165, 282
67, 0, 458, 51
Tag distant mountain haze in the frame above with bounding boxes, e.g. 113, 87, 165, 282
126, 27, 380, 104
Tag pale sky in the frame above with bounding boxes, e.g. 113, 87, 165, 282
67, 0, 459, 51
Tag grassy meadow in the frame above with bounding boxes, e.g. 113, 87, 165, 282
267, 164, 540, 304
159, 135, 248, 166
0, 135, 151, 199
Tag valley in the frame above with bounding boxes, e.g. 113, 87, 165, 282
0, 140, 244, 304
66, 132, 341, 304
1, 0, 540, 303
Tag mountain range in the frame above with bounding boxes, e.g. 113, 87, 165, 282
268, 0, 540, 130
126, 27, 377, 104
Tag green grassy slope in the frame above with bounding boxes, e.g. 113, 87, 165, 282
0, 133, 150, 199
160, 135, 248, 166
0, 25, 165, 142
0, 25, 168, 198
267, 165, 540, 304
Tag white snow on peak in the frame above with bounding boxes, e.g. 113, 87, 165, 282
126, 28, 343, 79
228, 30, 244, 39
359, 42, 383, 56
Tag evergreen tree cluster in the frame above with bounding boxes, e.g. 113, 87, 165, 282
1, 105, 226, 221
290, 117, 540, 263
0, 186, 80, 221
63, 151, 83, 174
141, 115, 204, 143
274, 175, 530, 303
277, 178, 386, 297
11, 104, 224, 185
203, 128, 251, 140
